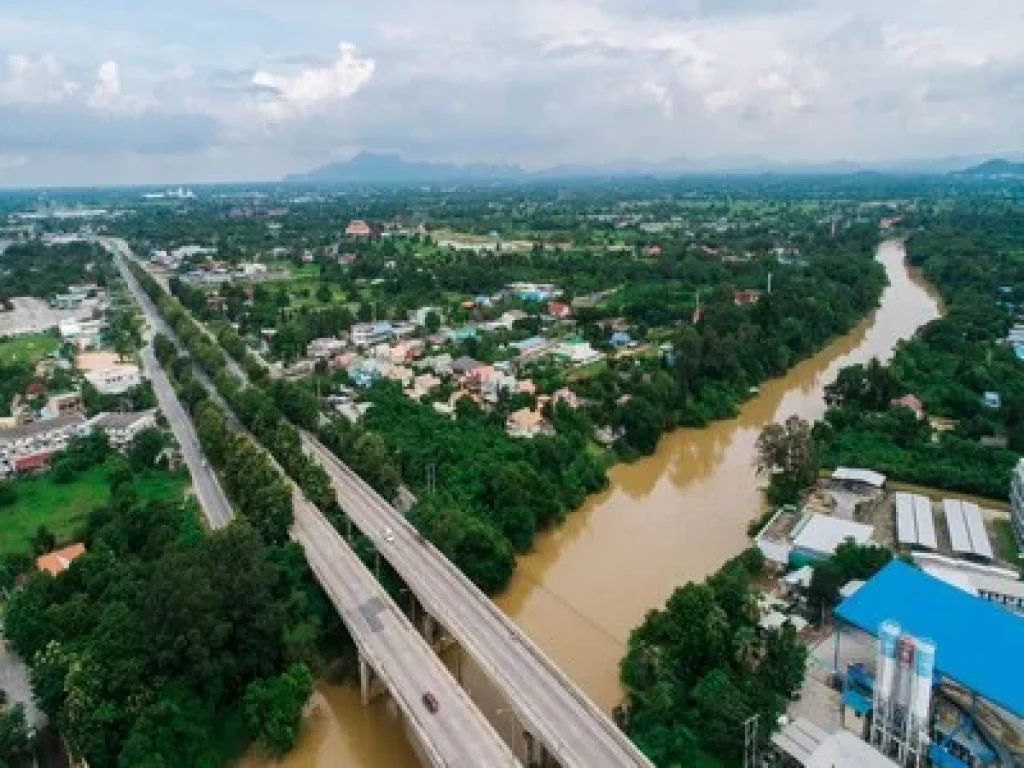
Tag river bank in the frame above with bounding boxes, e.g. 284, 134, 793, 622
246, 239, 942, 767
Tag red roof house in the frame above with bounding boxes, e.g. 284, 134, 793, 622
890, 393, 924, 419
548, 301, 571, 319
345, 220, 372, 238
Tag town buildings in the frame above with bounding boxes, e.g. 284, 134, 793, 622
84, 363, 142, 395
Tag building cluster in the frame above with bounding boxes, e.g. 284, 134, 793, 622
0, 407, 156, 477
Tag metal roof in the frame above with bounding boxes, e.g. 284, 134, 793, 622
791, 514, 874, 557
832, 467, 886, 488
836, 560, 1024, 717
0, 414, 87, 444
894, 493, 937, 550
942, 499, 994, 560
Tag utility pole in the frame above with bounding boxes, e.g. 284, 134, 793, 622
743, 713, 759, 768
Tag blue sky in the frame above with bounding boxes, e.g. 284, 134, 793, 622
0, 0, 1022, 185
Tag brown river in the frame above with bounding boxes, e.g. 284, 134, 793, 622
245, 239, 942, 767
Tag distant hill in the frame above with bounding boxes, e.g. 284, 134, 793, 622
285, 152, 525, 183
285, 152, 1024, 184
959, 159, 1024, 177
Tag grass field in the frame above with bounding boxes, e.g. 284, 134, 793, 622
0, 464, 189, 556
0, 332, 58, 367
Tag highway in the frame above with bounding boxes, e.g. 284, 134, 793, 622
102, 237, 518, 767
303, 433, 655, 768
142, 346, 233, 529
293, 496, 518, 768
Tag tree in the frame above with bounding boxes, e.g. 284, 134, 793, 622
129, 428, 166, 471
243, 663, 313, 756
755, 415, 819, 503
0, 704, 33, 768
29, 526, 56, 556
424, 310, 441, 334
0, 482, 17, 508
619, 395, 664, 455
118, 684, 218, 768
315, 283, 332, 304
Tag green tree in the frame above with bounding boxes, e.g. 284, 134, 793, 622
424, 310, 441, 334
755, 415, 819, 503
0, 704, 33, 768
129, 428, 167, 471
0, 482, 17, 508
243, 663, 313, 756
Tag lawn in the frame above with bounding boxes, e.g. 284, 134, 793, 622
0, 464, 189, 556
0, 332, 58, 367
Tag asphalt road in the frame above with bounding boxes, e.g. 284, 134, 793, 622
103, 238, 517, 766
142, 346, 233, 529
303, 433, 655, 768
293, 497, 518, 768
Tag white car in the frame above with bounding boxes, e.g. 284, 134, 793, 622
384, 527, 395, 543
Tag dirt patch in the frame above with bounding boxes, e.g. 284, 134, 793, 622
76, 350, 121, 371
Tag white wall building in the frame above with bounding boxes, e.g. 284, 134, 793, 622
87, 410, 157, 449
0, 414, 88, 471
350, 322, 394, 348
84, 364, 142, 395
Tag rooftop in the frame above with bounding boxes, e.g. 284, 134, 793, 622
791, 513, 874, 556
0, 414, 87, 443
836, 560, 1024, 717
36, 543, 87, 576
89, 410, 155, 430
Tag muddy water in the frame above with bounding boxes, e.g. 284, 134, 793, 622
497, 239, 942, 711
250, 240, 941, 767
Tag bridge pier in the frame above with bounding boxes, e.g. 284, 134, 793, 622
358, 653, 385, 706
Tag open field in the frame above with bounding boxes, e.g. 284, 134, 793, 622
0, 332, 57, 366
0, 465, 189, 556
0, 297, 87, 337
76, 350, 121, 371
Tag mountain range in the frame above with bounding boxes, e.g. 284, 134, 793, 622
285, 151, 1024, 184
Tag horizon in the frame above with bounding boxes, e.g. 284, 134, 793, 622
1, 0, 1022, 186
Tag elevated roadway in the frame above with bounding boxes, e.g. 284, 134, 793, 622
303, 432, 655, 768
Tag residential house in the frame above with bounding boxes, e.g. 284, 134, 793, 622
85, 364, 142, 395
642, 244, 662, 257
506, 407, 551, 439
983, 391, 1002, 409
59, 318, 105, 350
36, 543, 87, 576
87, 410, 157, 449
547, 301, 572, 320
43, 392, 83, 420
451, 356, 484, 377
380, 363, 414, 388
511, 336, 555, 359
890, 393, 924, 420
345, 219, 372, 238
733, 289, 762, 306
347, 359, 381, 388
610, 331, 632, 348
350, 322, 394, 348
307, 337, 347, 359
555, 338, 603, 366
408, 373, 441, 401
338, 252, 358, 265
0, 414, 88, 474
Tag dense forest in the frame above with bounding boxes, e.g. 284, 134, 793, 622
2, 486, 333, 766
816, 207, 1024, 498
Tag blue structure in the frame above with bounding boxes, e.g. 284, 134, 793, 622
610, 331, 631, 347
982, 391, 1002, 409
835, 560, 1024, 718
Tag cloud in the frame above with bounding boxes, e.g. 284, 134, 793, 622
89, 60, 122, 108
2, 0, 1024, 184
250, 43, 375, 122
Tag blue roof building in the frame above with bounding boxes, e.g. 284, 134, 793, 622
982, 391, 1002, 409
610, 331, 631, 347
835, 560, 1024, 718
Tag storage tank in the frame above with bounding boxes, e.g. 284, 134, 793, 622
896, 634, 916, 714
877, 620, 900, 703
910, 638, 936, 727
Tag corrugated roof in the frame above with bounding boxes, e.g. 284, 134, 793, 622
0, 414, 86, 443
836, 560, 1024, 717
894, 493, 937, 550
943, 499, 994, 560
832, 467, 886, 488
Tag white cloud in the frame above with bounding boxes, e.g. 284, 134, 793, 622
89, 60, 122, 108
250, 42, 374, 122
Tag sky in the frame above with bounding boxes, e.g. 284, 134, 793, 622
0, 0, 1022, 186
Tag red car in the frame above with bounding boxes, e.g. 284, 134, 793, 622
422, 692, 439, 714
